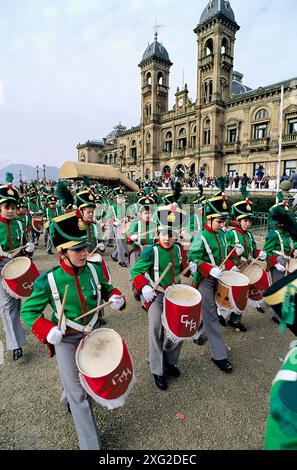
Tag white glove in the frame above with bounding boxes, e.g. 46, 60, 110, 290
210, 267, 222, 279
188, 261, 198, 274
25, 242, 35, 253
109, 295, 125, 311
294, 249, 297, 258
46, 326, 63, 345
97, 242, 105, 252
113, 221, 120, 227
231, 266, 240, 272
142, 285, 156, 302
259, 251, 267, 261
0, 246, 12, 259
235, 244, 244, 256
130, 234, 139, 242
275, 263, 286, 273
277, 255, 289, 266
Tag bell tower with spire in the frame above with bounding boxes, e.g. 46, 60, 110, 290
194, 0, 240, 175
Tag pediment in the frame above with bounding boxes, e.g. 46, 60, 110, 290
225, 118, 242, 127
284, 104, 297, 115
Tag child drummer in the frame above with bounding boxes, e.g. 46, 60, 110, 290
188, 194, 242, 373
20, 210, 126, 450
226, 189, 267, 331
130, 204, 189, 391
0, 176, 35, 361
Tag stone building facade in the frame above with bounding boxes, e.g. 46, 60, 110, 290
77, 0, 297, 181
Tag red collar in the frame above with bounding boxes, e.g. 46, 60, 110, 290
204, 224, 218, 235
157, 241, 174, 251
60, 259, 81, 276
0, 215, 12, 225
235, 226, 248, 235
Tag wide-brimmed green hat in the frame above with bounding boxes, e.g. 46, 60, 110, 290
49, 210, 89, 252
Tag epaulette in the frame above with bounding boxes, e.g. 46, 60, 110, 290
34, 266, 59, 291
141, 245, 154, 261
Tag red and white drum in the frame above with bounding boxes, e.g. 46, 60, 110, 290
216, 271, 250, 316
241, 263, 270, 306
87, 254, 111, 284
287, 259, 297, 275
162, 285, 202, 343
1, 257, 40, 299
76, 328, 136, 410
32, 216, 44, 233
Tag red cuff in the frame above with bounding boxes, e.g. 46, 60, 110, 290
126, 237, 133, 245
268, 255, 278, 268
198, 262, 213, 278
225, 259, 236, 271
108, 288, 126, 311
255, 249, 261, 257
133, 274, 149, 294
26, 227, 31, 233
32, 317, 56, 344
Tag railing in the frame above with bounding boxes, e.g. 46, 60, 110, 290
223, 142, 240, 154
221, 54, 233, 67
251, 212, 268, 229
199, 54, 214, 69
249, 138, 270, 150
282, 134, 297, 146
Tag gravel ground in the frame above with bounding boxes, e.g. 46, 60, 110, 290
0, 239, 292, 450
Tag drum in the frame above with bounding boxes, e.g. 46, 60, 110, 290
241, 263, 270, 305
32, 216, 44, 233
87, 254, 111, 284
162, 285, 202, 343
75, 328, 136, 410
216, 271, 250, 315
1, 257, 40, 299
287, 259, 297, 275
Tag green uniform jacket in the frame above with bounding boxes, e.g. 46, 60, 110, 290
17, 212, 33, 235
131, 242, 189, 294
188, 225, 236, 285
46, 206, 63, 222
263, 228, 295, 269
20, 260, 122, 343
0, 216, 26, 252
226, 226, 260, 264
265, 347, 297, 450
28, 200, 40, 213
126, 220, 157, 257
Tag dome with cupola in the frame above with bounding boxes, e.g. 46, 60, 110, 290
200, 0, 236, 25
139, 33, 172, 66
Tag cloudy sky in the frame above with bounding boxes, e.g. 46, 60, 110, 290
0, 0, 296, 168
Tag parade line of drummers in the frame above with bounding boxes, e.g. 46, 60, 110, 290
1, 172, 297, 450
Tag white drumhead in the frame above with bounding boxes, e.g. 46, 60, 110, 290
2, 257, 31, 279
241, 263, 263, 283
288, 259, 297, 272
87, 254, 102, 263
220, 271, 250, 287
166, 285, 201, 307
77, 328, 123, 378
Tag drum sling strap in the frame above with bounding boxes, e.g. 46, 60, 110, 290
201, 235, 216, 267
16, 220, 24, 245
272, 230, 293, 257
47, 262, 101, 334
233, 230, 253, 262
145, 245, 182, 292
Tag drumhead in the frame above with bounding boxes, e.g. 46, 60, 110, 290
2, 257, 31, 279
241, 263, 263, 283
166, 285, 201, 307
220, 271, 250, 287
76, 328, 123, 378
288, 259, 297, 272
87, 254, 102, 263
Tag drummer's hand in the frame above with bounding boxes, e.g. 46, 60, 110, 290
275, 263, 286, 273
277, 255, 289, 265
113, 221, 120, 227
259, 251, 267, 261
130, 234, 139, 242
210, 267, 222, 280
110, 295, 125, 311
25, 242, 35, 253
142, 285, 156, 302
96, 242, 105, 252
47, 326, 63, 345
293, 249, 297, 258
235, 244, 244, 256
230, 266, 240, 272
188, 261, 198, 274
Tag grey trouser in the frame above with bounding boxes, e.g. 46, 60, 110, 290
148, 293, 183, 376
198, 277, 227, 361
129, 250, 141, 267
270, 267, 285, 320
112, 225, 126, 264
0, 260, 25, 351
55, 332, 102, 450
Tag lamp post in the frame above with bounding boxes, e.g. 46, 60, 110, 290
276, 85, 284, 202
36, 165, 39, 181
43, 164, 46, 182
19, 170, 22, 184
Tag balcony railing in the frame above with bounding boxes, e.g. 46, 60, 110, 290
142, 85, 152, 95
282, 133, 297, 146
223, 142, 240, 154
249, 138, 270, 151
221, 53, 233, 67
199, 54, 214, 69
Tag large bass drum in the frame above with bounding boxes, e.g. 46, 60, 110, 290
1, 257, 40, 299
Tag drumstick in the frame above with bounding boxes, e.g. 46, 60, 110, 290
219, 247, 236, 270
181, 259, 198, 277
249, 255, 261, 267
58, 284, 69, 329
9, 242, 38, 253
152, 262, 172, 292
74, 296, 124, 321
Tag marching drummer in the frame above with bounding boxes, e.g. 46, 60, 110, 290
20, 210, 126, 450
226, 189, 267, 330
75, 188, 105, 254
0, 177, 35, 361
130, 204, 190, 391
125, 195, 157, 266
45, 194, 63, 255
17, 196, 33, 240
110, 187, 128, 268
188, 194, 242, 373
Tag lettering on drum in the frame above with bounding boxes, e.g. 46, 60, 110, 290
78, 329, 123, 377
181, 315, 197, 332
112, 368, 132, 386
22, 281, 34, 291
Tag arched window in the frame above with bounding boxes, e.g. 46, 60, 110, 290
203, 119, 211, 145
220, 77, 228, 101
146, 72, 152, 86
110, 154, 114, 165
205, 38, 213, 56
145, 103, 151, 122
157, 102, 164, 114
164, 131, 173, 153
158, 72, 163, 85
191, 125, 197, 148
130, 140, 137, 161
178, 128, 187, 149
203, 80, 213, 103
146, 133, 151, 155
80, 153, 86, 162
255, 109, 269, 120
104, 155, 108, 164
221, 37, 228, 55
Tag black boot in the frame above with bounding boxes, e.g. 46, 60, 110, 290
153, 375, 168, 391
212, 358, 233, 373
164, 363, 181, 378
13, 348, 23, 361
228, 320, 247, 332
193, 334, 208, 346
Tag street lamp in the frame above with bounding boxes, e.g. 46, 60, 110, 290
276, 85, 284, 202
43, 164, 46, 182
36, 165, 39, 181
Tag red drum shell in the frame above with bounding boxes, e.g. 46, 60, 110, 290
1, 257, 40, 299
241, 263, 270, 301
216, 271, 250, 313
32, 216, 44, 233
